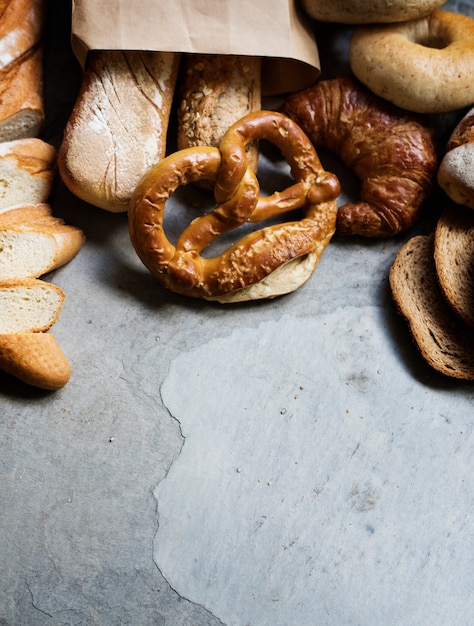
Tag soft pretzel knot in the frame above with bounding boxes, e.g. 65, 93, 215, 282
128, 110, 340, 302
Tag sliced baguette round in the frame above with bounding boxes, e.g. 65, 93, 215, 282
0, 203, 85, 279
0, 138, 57, 210
0, 278, 65, 334
434, 205, 474, 328
0, 332, 70, 390
389, 233, 474, 380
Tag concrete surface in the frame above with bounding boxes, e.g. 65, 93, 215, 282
1, 1, 474, 625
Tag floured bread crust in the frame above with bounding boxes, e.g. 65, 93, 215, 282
0, 0, 46, 141
0, 332, 71, 390
129, 111, 340, 302
59, 50, 180, 212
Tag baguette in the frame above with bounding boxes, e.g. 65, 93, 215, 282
0, 138, 56, 210
0, 203, 85, 280
0, 0, 46, 141
389, 233, 474, 380
0, 278, 65, 334
177, 54, 261, 174
0, 332, 70, 390
59, 50, 181, 212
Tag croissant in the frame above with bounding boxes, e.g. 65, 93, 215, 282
281, 76, 438, 237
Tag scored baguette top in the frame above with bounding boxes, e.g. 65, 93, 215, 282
0, 332, 71, 390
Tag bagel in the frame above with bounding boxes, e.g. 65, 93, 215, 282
281, 76, 438, 237
349, 10, 474, 114
300, 0, 445, 24
438, 105, 474, 209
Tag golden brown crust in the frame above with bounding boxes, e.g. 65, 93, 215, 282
0, 203, 85, 278
0, 332, 70, 390
129, 110, 340, 301
281, 76, 438, 237
59, 50, 180, 213
0, 0, 45, 140
349, 11, 474, 114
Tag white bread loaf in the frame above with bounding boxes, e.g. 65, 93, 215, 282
0, 278, 65, 334
0, 0, 46, 141
59, 50, 181, 212
0, 332, 70, 390
0, 138, 56, 210
0, 275, 69, 389
0, 203, 85, 280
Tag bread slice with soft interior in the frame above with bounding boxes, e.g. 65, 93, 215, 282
389, 233, 474, 380
0, 278, 65, 334
0, 203, 85, 280
434, 205, 474, 328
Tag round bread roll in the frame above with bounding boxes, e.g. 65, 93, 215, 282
349, 11, 474, 114
300, 0, 445, 24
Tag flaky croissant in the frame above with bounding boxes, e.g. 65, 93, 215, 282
281, 76, 438, 237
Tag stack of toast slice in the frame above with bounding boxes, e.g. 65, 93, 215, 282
390, 205, 474, 380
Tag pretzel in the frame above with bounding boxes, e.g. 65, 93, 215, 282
128, 110, 340, 302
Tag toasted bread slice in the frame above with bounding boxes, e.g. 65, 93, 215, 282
389, 233, 474, 380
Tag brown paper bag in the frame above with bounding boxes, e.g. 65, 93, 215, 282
71, 0, 320, 95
